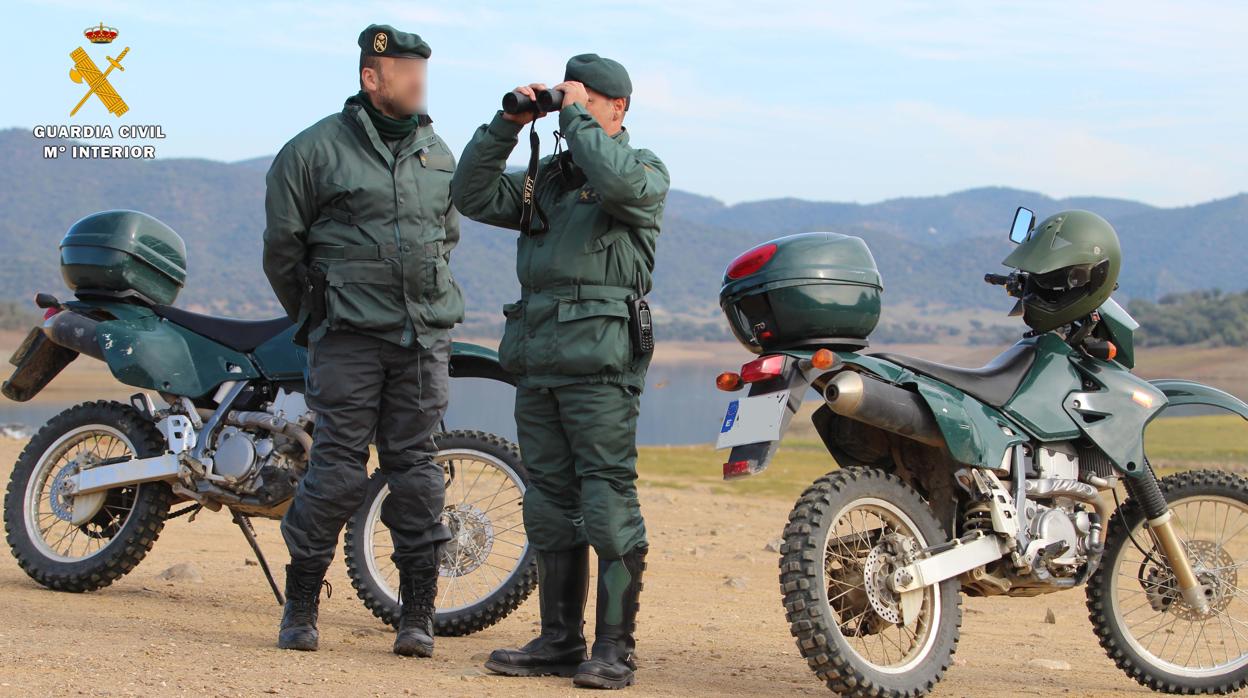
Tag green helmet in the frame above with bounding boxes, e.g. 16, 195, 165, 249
1001, 209, 1121, 332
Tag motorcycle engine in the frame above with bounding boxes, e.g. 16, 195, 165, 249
209, 388, 311, 494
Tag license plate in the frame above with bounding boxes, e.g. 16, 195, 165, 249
715, 390, 790, 450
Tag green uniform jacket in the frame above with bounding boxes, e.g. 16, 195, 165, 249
452, 104, 669, 391
262, 96, 464, 349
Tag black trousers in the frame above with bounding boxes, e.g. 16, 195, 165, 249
281, 330, 452, 570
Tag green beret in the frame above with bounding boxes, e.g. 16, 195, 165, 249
358, 24, 430, 59
565, 53, 632, 100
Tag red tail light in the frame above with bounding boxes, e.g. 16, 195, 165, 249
740, 354, 786, 383
723, 460, 752, 478
43, 307, 60, 320
726, 243, 778, 279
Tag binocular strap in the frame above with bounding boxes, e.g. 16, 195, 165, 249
519, 122, 550, 236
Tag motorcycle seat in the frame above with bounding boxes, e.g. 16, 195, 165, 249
151, 305, 293, 353
869, 343, 1037, 407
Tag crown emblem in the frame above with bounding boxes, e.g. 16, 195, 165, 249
84, 22, 119, 44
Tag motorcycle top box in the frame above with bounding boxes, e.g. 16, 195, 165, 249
59, 209, 188, 305
719, 232, 882, 354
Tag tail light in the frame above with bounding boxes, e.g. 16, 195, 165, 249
726, 243, 778, 280
740, 354, 786, 383
43, 307, 60, 320
723, 460, 753, 478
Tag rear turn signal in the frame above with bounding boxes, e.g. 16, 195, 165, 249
810, 348, 836, 370
716, 372, 743, 391
741, 354, 786, 383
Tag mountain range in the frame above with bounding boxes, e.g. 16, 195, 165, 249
2, 127, 1244, 340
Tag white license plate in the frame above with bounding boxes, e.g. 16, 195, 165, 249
715, 390, 790, 450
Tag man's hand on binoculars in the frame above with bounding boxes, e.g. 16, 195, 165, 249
502, 83, 550, 124
555, 81, 589, 109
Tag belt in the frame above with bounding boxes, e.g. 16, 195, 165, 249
521, 283, 634, 301
310, 241, 442, 260
310, 242, 397, 260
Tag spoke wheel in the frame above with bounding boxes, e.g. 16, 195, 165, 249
344, 430, 537, 636
780, 468, 961, 697
4, 401, 172, 592
1089, 469, 1248, 693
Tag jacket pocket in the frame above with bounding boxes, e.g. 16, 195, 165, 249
554, 298, 632, 376
498, 301, 526, 374
324, 260, 406, 332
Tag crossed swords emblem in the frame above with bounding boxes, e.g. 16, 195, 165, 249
69, 45, 130, 117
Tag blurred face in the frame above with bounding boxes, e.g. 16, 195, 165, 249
361, 56, 427, 117
584, 87, 627, 135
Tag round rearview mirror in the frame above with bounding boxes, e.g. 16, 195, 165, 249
1010, 207, 1035, 243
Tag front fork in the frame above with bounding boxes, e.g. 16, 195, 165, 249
1125, 468, 1210, 613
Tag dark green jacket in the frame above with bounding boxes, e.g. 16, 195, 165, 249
452, 104, 669, 390
262, 96, 464, 349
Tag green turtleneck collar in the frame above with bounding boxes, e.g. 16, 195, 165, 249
347, 90, 431, 141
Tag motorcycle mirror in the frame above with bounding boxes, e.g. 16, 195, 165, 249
1009, 207, 1035, 244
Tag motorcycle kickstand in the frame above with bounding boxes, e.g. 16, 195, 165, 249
230, 508, 284, 605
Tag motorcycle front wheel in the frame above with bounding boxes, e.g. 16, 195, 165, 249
1087, 469, 1248, 694
779, 467, 962, 697
343, 429, 537, 636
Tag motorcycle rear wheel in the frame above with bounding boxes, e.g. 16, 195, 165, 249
3, 401, 173, 592
780, 467, 962, 697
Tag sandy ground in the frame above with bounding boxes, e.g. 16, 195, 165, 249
0, 435, 1164, 698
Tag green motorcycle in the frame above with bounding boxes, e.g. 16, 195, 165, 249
2, 210, 535, 636
714, 208, 1248, 695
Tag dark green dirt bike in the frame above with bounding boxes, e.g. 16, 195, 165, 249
714, 207, 1248, 696
2, 209, 535, 636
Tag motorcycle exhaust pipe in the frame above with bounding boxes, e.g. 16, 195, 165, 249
823, 371, 946, 449
42, 311, 103, 361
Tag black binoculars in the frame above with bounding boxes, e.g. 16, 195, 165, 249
502, 88, 565, 115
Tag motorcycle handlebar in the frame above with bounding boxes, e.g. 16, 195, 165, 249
984, 273, 1010, 286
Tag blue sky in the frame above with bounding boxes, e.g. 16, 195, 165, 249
5, 0, 1245, 206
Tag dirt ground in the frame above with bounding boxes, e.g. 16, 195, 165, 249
0, 436, 1168, 698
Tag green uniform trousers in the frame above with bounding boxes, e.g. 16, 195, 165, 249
515, 383, 647, 559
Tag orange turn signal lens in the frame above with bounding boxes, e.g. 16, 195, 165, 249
716, 372, 743, 391
811, 348, 836, 370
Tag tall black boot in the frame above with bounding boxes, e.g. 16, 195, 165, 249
393, 553, 440, 657
277, 560, 331, 651
485, 546, 591, 677
574, 545, 647, 689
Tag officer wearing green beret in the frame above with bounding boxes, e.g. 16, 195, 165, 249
262, 23, 463, 658
453, 53, 669, 689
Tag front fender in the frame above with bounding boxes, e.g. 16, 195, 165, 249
449, 341, 515, 386
1149, 379, 1248, 421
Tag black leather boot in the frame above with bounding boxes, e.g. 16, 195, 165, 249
485, 546, 591, 677
393, 560, 439, 657
574, 545, 647, 689
277, 560, 331, 651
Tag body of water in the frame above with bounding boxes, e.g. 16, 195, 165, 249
0, 365, 1227, 446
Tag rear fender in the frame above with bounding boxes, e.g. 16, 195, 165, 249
800, 349, 1026, 469
1, 327, 79, 402
93, 303, 258, 397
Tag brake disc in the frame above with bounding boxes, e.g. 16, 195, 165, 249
48, 455, 107, 526
440, 504, 495, 577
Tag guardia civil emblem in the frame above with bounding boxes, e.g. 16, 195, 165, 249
69, 22, 130, 117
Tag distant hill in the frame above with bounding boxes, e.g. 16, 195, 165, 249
1, 127, 1245, 341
